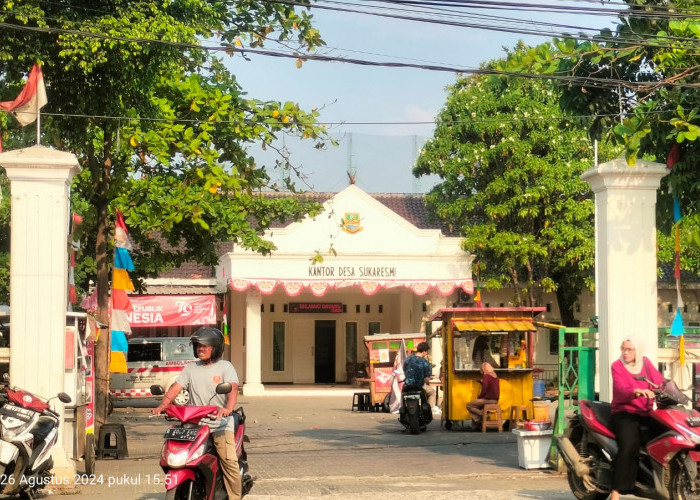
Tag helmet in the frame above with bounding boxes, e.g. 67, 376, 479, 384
190, 327, 225, 361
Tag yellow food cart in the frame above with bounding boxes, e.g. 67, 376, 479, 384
363, 333, 426, 409
429, 307, 545, 429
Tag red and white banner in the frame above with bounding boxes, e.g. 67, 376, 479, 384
126, 295, 217, 327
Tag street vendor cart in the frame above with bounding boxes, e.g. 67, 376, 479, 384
429, 307, 545, 429
363, 333, 426, 409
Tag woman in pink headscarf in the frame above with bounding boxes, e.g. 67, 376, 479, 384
610, 337, 664, 500
466, 362, 500, 430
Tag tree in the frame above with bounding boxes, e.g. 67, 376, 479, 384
0, 0, 331, 427
413, 48, 618, 325
502, 0, 700, 282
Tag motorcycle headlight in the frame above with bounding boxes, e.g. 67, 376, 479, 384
2, 420, 29, 441
165, 442, 206, 468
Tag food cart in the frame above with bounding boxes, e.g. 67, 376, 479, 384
363, 333, 426, 408
429, 307, 545, 429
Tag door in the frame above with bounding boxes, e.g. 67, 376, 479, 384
314, 320, 336, 383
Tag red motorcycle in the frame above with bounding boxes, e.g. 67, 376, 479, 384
151, 383, 253, 499
558, 377, 700, 500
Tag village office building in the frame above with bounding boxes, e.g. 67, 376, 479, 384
219, 185, 474, 394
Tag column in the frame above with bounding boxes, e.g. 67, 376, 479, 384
581, 158, 667, 402
243, 290, 264, 395
0, 145, 80, 472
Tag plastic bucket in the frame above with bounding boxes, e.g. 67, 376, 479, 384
533, 379, 546, 397
533, 404, 549, 422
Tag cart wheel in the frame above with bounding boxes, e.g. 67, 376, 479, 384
382, 394, 391, 413
85, 433, 96, 475
444, 420, 453, 431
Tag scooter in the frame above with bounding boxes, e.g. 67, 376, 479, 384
398, 385, 432, 434
0, 382, 71, 499
558, 376, 700, 500
151, 383, 253, 499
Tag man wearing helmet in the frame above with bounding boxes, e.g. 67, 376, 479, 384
152, 327, 242, 498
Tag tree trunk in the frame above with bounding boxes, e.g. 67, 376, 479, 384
94, 200, 111, 430
93, 132, 113, 430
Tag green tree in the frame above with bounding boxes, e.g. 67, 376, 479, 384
414, 51, 618, 325
0, 0, 330, 426
502, 0, 700, 283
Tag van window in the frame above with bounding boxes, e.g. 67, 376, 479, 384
128, 342, 162, 362
163, 340, 194, 361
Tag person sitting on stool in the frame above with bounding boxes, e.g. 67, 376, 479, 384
466, 362, 500, 430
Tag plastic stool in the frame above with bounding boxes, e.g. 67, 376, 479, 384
351, 392, 369, 411
482, 404, 504, 432
510, 405, 530, 429
97, 423, 129, 459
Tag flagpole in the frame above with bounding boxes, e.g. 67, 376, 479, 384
36, 101, 40, 146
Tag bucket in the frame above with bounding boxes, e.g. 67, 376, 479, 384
533, 404, 549, 422
533, 379, 546, 397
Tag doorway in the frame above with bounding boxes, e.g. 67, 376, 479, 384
314, 320, 336, 383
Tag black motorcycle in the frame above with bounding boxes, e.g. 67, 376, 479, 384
398, 385, 432, 434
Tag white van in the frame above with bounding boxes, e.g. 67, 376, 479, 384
110, 337, 196, 405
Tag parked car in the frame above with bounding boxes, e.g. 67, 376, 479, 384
110, 337, 196, 405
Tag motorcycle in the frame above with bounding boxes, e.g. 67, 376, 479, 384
0, 382, 71, 499
398, 384, 432, 434
558, 376, 700, 500
151, 383, 254, 499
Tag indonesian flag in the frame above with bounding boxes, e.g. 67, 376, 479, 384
0, 64, 47, 126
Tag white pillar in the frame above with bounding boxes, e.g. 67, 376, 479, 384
0, 145, 79, 472
581, 158, 667, 402
243, 291, 264, 395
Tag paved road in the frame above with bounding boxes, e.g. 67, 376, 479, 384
45, 389, 578, 499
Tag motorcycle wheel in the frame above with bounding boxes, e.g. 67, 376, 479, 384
408, 411, 420, 435
565, 439, 608, 500
172, 387, 190, 406
165, 479, 204, 500
84, 433, 96, 476
669, 457, 700, 500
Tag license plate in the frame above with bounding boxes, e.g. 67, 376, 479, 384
0, 405, 34, 422
163, 427, 201, 441
687, 416, 700, 427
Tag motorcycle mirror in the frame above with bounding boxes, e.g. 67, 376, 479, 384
57, 392, 72, 404
150, 385, 165, 396
215, 383, 232, 395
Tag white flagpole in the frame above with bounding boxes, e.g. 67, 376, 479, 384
36, 98, 40, 146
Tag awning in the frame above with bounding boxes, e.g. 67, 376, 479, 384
453, 319, 536, 332
127, 295, 217, 327
229, 278, 473, 297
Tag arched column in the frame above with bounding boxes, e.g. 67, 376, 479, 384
243, 290, 264, 395
581, 158, 667, 401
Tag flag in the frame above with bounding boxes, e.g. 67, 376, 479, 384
222, 267, 230, 345
0, 64, 47, 126
110, 209, 133, 373
388, 339, 407, 413
474, 279, 483, 307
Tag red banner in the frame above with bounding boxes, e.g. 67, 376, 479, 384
126, 295, 217, 327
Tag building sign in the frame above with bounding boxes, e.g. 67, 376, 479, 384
307, 265, 397, 278
126, 295, 217, 327
289, 302, 343, 314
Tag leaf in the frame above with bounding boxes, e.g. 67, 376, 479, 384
296, 58, 303, 69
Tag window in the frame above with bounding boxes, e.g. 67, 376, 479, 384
345, 322, 357, 363
272, 322, 285, 372
369, 322, 381, 335
549, 329, 558, 355
127, 342, 162, 362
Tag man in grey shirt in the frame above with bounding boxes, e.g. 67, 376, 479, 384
153, 327, 241, 498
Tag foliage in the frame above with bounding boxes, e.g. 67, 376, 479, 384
502, 0, 700, 283
414, 48, 619, 324
0, 0, 332, 306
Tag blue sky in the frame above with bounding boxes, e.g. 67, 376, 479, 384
229, 1, 618, 193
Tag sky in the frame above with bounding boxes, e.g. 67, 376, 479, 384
228, 1, 619, 193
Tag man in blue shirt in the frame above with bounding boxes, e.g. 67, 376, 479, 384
403, 342, 440, 413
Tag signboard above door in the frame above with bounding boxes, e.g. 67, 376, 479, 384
289, 303, 343, 314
